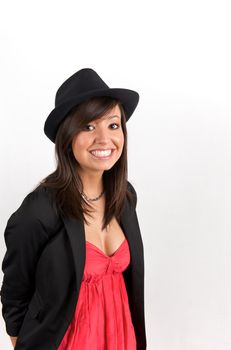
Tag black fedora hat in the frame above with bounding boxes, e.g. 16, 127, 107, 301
44, 68, 139, 143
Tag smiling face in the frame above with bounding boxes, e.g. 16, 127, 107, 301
71, 104, 124, 177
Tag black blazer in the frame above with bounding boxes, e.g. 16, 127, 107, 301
0, 181, 146, 350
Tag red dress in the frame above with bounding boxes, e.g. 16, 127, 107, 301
57, 237, 137, 350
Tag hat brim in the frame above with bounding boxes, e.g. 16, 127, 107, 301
44, 88, 139, 143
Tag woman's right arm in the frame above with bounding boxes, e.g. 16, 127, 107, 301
0, 191, 49, 337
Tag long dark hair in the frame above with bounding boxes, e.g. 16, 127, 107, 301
34, 96, 134, 230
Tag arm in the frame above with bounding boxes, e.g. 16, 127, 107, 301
0, 191, 49, 337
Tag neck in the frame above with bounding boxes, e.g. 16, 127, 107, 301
79, 169, 104, 198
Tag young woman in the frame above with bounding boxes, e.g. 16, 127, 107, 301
0, 68, 147, 349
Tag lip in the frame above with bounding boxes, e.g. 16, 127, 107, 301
89, 149, 115, 159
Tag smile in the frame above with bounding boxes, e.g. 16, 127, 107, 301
89, 149, 114, 159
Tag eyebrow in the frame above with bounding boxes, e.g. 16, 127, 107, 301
94, 114, 121, 123
107, 115, 121, 119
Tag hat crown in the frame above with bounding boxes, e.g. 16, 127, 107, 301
44, 67, 139, 143
55, 68, 109, 106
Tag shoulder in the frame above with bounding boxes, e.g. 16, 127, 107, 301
126, 180, 138, 210
6, 186, 61, 236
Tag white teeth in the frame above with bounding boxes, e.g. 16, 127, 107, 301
91, 149, 112, 157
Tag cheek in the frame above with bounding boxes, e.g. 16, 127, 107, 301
72, 135, 89, 150
72, 137, 85, 161
118, 133, 124, 147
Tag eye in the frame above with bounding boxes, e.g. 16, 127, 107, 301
84, 124, 94, 131
110, 123, 120, 129
84, 123, 120, 131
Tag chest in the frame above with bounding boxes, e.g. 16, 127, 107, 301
84, 215, 126, 257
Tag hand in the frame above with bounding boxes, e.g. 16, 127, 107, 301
10, 336, 18, 348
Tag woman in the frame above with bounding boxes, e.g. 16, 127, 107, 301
0, 68, 147, 349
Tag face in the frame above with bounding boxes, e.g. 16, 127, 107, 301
71, 104, 124, 177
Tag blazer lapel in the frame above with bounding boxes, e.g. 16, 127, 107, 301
61, 215, 86, 292
61, 200, 140, 292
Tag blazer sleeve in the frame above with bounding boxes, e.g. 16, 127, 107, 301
0, 192, 49, 337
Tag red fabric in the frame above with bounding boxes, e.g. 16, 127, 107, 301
57, 237, 136, 350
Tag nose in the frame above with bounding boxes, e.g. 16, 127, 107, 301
94, 125, 110, 143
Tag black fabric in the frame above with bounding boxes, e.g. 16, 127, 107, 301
44, 68, 139, 143
0, 181, 146, 349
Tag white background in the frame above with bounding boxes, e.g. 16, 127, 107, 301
0, 1, 231, 349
